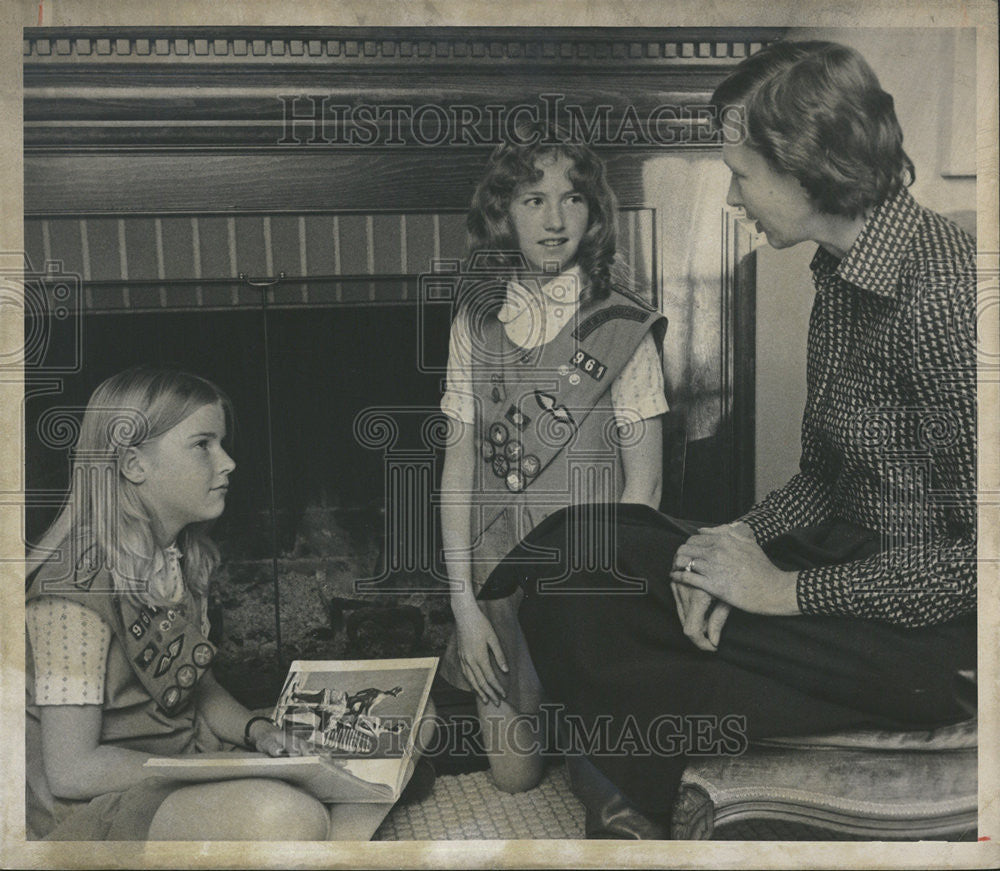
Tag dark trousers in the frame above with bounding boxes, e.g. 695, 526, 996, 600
493, 506, 976, 818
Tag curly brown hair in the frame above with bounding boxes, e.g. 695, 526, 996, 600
465, 120, 620, 306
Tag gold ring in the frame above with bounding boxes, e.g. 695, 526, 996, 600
684, 559, 694, 573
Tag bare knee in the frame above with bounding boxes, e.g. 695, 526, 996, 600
249, 781, 329, 840
415, 697, 438, 755
489, 751, 544, 793
477, 699, 544, 794
149, 779, 329, 841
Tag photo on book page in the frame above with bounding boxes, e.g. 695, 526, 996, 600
274, 658, 438, 759
142, 657, 438, 804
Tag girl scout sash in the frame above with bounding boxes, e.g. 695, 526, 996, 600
27, 554, 216, 716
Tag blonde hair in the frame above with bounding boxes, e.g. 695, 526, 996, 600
27, 367, 233, 606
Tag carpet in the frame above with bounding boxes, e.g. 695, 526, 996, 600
373, 761, 587, 840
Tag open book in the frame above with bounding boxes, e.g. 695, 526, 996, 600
145, 657, 438, 803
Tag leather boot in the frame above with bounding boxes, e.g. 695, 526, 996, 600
565, 754, 668, 839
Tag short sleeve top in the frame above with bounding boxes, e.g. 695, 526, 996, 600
441, 266, 668, 427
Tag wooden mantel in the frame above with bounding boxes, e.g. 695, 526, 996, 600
23, 25, 784, 214
23, 26, 785, 152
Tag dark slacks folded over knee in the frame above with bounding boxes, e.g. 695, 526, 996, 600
482, 504, 975, 819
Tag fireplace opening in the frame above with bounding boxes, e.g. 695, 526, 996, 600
26, 299, 461, 705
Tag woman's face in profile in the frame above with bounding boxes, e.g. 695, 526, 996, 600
722, 142, 820, 250
508, 153, 590, 273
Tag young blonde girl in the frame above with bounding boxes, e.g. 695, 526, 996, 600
25, 367, 330, 841
439, 123, 668, 792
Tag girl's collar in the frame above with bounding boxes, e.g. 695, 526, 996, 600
499, 264, 584, 324
150, 543, 185, 603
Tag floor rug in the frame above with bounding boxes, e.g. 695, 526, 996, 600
373, 761, 586, 840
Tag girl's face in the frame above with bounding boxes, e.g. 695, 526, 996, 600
508, 153, 590, 273
133, 401, 235, 545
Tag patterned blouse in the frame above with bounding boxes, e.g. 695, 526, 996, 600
741, 188, 977, 628
26, 545, 203, 705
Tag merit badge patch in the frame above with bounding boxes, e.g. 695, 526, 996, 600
192, 643, 214, 667
490, 373, 506, 404
492, 454, 510, 478
153, 634, 185, 678
534, 391, 577, 428
162, 686, 181, 711
505, 405, 530, 430
505, 439, 523, 461
134, 642, 158, 671
521, 455, 541, 478
489, 422, 509, 446
570, 350, 607, 381
176, 664, 197, 689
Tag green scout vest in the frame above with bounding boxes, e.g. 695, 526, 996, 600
25, 551, 219, 836
465, 287, 666, 588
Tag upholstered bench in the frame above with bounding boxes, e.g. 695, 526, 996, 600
670, 717, 978, 840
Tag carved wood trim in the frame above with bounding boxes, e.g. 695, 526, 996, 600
670, 783, 716, 840
723, 211, 759, 516
23, 26, 783, 66
23, 26, 785, 151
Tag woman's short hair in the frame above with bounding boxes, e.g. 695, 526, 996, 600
466, 120, 619, 303
711, 41, 915, 217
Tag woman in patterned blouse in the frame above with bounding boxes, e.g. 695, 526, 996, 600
507, 40, 977, 837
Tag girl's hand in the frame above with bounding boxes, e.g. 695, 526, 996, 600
671, 523, 800, 616
453, 602, 509, 707
248, 719, 305, 758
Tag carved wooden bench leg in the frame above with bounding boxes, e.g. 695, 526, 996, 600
670, 782, 715, 840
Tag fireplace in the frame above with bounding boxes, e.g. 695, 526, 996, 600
23, 26, 771, 706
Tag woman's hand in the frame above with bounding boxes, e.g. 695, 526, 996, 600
671, 581, 731, 652
453, 600, 509, 708
669, 522, 750, 651
671, 523, 800, 616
